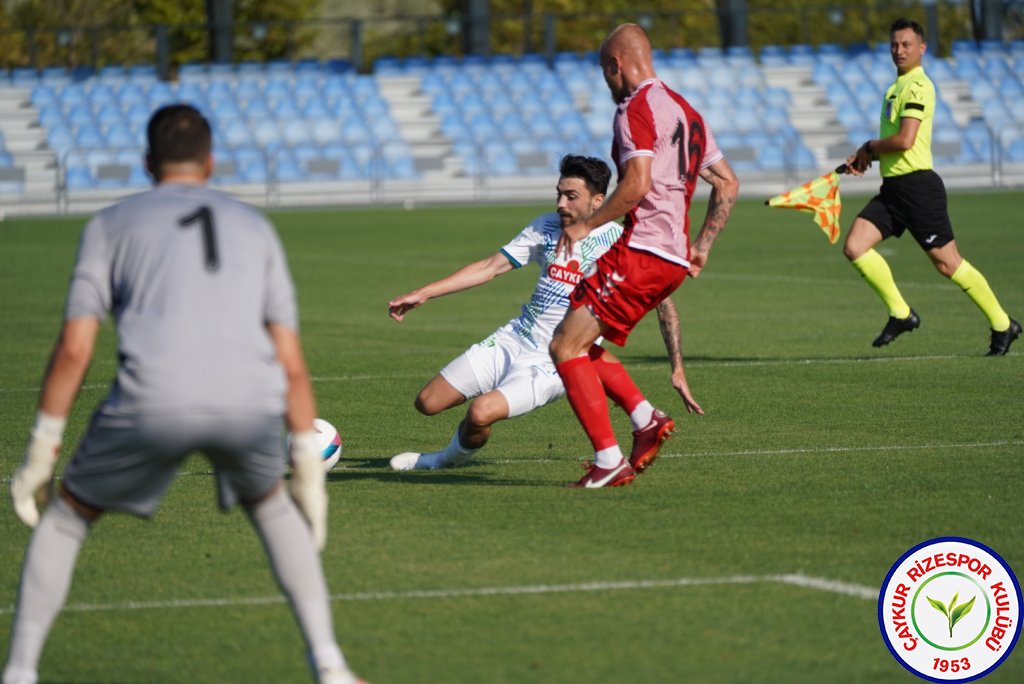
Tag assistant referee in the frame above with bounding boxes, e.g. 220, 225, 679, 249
843, 17, 1019, 356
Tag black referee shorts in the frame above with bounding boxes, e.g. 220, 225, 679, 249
857, 169, 955, 250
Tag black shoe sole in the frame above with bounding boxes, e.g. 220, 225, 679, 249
986, 319, 1022, 356
872, 311, 921, 347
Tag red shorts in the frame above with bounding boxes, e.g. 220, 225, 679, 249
569, 239, 687, 346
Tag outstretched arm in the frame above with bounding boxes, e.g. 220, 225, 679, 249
654, 298, 704, 416
388, 252, 514, 321
688, 157, 739, 278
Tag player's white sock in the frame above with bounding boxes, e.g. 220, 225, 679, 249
4, 497, 90, 684
594, 445, 625, 469
247, 487, 347, 673
629, 400, 655, 430
433, 430, 479, 468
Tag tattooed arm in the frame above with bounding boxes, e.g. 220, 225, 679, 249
655, 297, 704, 416
688, 157, 739, 278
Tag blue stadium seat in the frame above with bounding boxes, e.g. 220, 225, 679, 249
127, 64, 157, 81
65, 165, 93, 190
252, 120, 281, 147
787, 44, 816, 66
1005, 138, 1024, 162
963, 119, 993, 160
74, 125, 104, 148
763, 87, 791, 109
105, 126, 136, 148
281, 119, 311, 146
758, 45, 787, 67
757, 145, 787, 171
219, 120, 251, 148
794, 144, 817, 169
38, 105, 66, 129
11, 67, 39, 86
274, 151, 305, 182
310, 119, 342, 145
234, 146, 269, 183
340, 118, 370, 145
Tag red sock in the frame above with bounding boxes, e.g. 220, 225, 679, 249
556, 355, 618, 451
589, 345, 644, 413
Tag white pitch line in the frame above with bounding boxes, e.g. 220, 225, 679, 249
480, 439, 1024, 465
0, 573, 876, 616
678, 439, 1024, 459
0, 353, 1013, 393
1, 439, 1018, 485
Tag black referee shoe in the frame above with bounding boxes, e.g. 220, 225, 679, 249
872, 309, 920, 347
987, 319, 1021, 356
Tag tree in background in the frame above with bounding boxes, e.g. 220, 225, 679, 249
0, 1, 994, 70
0, 0, 319, 70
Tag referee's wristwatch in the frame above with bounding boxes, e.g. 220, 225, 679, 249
861, 140, 875, 159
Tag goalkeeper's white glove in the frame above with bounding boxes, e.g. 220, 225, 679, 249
289, 429, 327, 552
11, 412, 65, 528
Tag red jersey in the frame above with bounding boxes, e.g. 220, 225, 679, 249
611, 78, 723, 267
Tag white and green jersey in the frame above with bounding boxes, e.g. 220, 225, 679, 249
497, 212, 623, 350
64, 183, 297, 416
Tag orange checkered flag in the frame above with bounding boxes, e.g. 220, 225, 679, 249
765, 165, 847, 244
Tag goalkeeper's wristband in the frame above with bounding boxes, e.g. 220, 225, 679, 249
290, 429, 319, 462
32, 411, 66, 444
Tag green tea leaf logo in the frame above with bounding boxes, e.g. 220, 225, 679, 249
927, 591, 976, 638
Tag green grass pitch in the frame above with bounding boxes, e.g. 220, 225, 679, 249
1, 191, 1021, 683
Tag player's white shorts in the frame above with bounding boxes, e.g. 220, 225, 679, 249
61, 410, 286, 517
440, 328, 564, 418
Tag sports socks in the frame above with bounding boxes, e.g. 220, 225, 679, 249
950, 260, 1012, 331
556, 355, 622, 467
850, 249, 912, 319
438, 430, 479, 467
247, 487, 347, 676
3, 496, 91, 684
588, 346, 653, 429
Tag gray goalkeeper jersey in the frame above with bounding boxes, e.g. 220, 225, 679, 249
65, 182, 297, 416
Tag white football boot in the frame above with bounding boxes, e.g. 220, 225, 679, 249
389, 452, 437, 470
317, 666, 367, 684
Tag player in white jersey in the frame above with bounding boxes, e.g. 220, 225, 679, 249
387, 155, 703, 471
4, 105, 364, 684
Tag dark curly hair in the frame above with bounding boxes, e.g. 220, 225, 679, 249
559, 154, 612, 196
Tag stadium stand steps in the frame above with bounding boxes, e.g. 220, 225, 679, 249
375, 75, 457, 177
760, 65, 841, 169
0, 88, 59, 201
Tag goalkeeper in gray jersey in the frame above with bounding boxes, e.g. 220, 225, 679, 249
5, 105, 365, 684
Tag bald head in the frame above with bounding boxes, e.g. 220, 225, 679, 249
601, 24, 653, 63
599, 23, 657, 104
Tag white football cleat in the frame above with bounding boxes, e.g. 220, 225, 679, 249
390, 452, 433, 471
317, 666, 367, 684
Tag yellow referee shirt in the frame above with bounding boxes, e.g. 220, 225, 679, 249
878, 65, 934, 177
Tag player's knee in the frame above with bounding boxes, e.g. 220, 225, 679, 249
842, 239, 864, 262
933, 259, 958, 279
466, 397, 501, 428
413, 392, 442, 416
549, 336, 571, 364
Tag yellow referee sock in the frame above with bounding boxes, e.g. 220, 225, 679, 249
950, 260, 1011, 331
850, 250, 912, 318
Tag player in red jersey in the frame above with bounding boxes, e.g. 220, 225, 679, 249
549, 23, 740, 488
